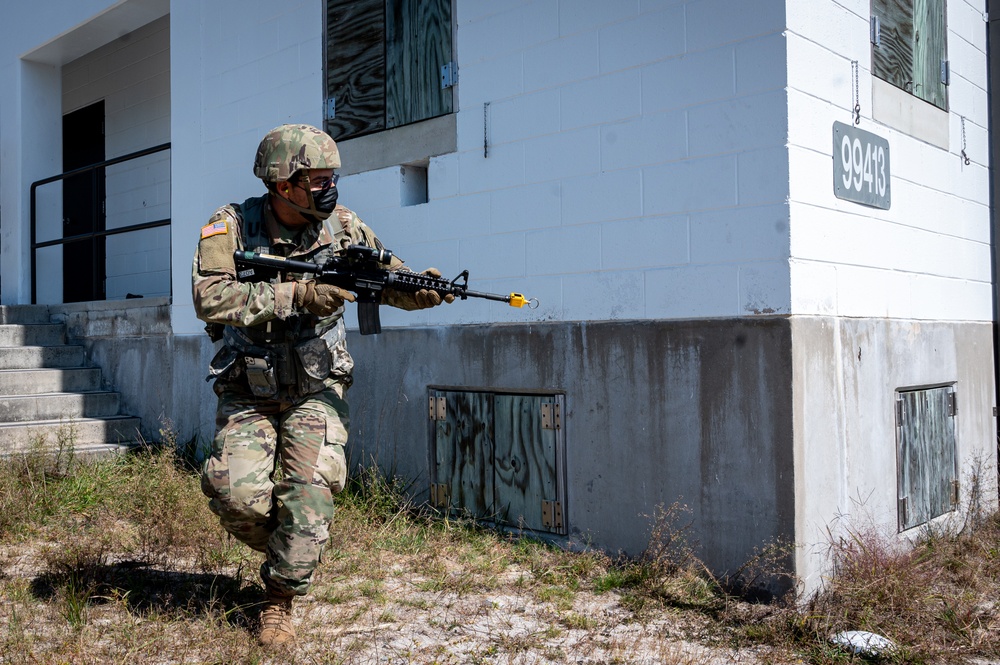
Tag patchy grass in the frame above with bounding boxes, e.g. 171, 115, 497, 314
1, 440, 1000, 664
725, 515, 1000, 664
722, 462, 1000, 665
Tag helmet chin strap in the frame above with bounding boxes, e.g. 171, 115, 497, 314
270, 174, 333, 223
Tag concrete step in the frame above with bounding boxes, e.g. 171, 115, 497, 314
0, 305, 51, 325
0, 368, 103, 395
0, 324, 65, 347
0, 310, 144, 457
0, 442, 135, 461
0, 416, 142, 451
0, 345, 85, 369
0, 391, 121, 422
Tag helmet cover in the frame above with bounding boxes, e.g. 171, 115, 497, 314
253, 124, 341, 183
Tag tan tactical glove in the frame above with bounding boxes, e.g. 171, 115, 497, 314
414, 268, 456, 309
294, 280, 356, 316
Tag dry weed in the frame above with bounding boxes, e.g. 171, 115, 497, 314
3, 441, 1000, 664
725, 459, 1000, 664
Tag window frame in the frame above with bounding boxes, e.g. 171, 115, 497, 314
871, 0, 949, 111
323, 0, 457, 146
895, 384, 959, 532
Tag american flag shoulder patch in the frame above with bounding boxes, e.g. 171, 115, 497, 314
201, 220, 229, 239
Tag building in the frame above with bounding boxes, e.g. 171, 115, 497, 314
1, 0, 995, 596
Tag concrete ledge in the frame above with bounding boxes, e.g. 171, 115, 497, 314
872, 77, 948, 149
51, 296, 172, 338
337, 114, 457, 175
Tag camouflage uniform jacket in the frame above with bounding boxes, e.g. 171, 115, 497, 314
192, 195, 414, 393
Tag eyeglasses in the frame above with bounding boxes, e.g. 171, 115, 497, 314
305, 174, 339, 191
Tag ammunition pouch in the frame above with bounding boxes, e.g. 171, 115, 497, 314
243, 355, 278, 398
293, 336, 331, 395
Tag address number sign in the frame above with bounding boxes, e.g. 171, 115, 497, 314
833, 121, 891, 210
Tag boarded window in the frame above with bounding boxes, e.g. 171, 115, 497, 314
325, 0, 454, 141
872, 0, 948, 110
895, 385, 958, 530
429, 390, 567, 535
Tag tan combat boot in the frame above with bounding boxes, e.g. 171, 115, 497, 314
258, 592, 296, 647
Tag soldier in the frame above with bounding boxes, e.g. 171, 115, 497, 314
192, 124, 451, 647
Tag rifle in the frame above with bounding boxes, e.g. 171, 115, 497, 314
233, 244, 536, 335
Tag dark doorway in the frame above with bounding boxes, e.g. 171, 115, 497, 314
62, 101, 106, 303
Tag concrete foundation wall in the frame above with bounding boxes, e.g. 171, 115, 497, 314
792, 316, 998, 592
346, 317, 795, 584
50, 306, 797, 586
43, 302, 1000, 597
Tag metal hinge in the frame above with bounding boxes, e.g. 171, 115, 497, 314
951, 479, 960, 506
428, 396, 446, 421
541, 403, 561, 430
440, 61, 458, 89
325, 97, 336, 120
430, 483, 450, 508
870, 15, 881, 46
941, 60, 950, 86
541, 500, 563, 529
947, 392, 956, 417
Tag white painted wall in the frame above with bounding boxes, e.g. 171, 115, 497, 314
60, 14, 171, 300
0, 0, 170, 305
787, 0, 992, 321
346, 0, 791, 331
5, 0, 990, 324
4, 0, 791, 325
169, 0, 326, 334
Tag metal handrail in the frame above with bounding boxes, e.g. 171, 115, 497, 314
29, 142, 171, 304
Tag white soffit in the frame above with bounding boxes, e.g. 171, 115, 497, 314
21, 0, 169, 66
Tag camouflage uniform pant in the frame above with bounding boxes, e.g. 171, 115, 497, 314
201, 379, 349, 597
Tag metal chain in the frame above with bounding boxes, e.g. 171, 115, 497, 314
852, 60, 861, 125
483, 102, 490, 159
961, 116, 971, 165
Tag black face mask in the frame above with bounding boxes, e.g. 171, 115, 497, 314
276, 182, 339, 223
311, 182, 338, 214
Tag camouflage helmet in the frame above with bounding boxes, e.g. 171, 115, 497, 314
253, 124, 341, 183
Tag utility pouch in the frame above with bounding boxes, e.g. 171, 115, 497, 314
294, 337, 331, 395
206, 345, 239, 382
244, 355, 277, 397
